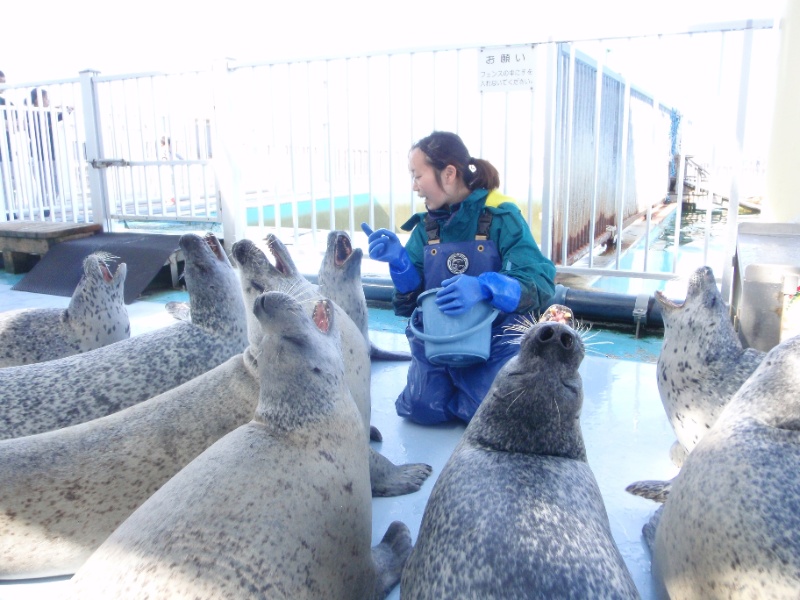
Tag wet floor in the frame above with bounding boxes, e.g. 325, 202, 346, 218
0, 265, 679, 599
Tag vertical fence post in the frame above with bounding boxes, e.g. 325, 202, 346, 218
79, 69, 111, 230
540, 42, 559, 261
211, 59, 246, 250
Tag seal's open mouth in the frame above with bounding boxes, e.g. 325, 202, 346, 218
203, 233, 225, 261
654, 290, 683, 309
334, 233, 353, 267
99, 261, 113, 283
265, 235, 291, 276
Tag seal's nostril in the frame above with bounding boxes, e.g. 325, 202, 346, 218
539, 327, 555, 342
561, 333, 574, 348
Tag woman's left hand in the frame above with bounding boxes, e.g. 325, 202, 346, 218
435, 275, 489, 315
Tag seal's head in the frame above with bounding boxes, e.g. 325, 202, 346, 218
656, 266, 725, 328
66, 252, 130, 343
317, 230, 369, 340
319, 230, 363, 286
251, 291, 345, 430
179, 233, 247, 337
468, 320, 586, 460
231, 236, 313, 348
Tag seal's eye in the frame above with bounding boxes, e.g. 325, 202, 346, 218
251, 281, 265, 293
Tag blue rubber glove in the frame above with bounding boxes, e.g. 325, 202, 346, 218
361, 223, 405, 267
361, 223, 421, 293
435, 274, 490, 315
435, 272, 522, 315
477, 271, 521, 313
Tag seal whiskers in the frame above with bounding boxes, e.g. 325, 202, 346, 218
400, 320, 639, 598
0, 252, 130, 367
231, 236, 432, 498
0, 233, 249, 440
63, 291, 412, 599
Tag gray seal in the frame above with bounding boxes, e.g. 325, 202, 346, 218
0, 252, 129, 367
232, 235, 432, 497
0, 280, 424, 579
318, 230, 411, 361
401, 319, 640, 599
0, 232, 249, 440
657, 265, 765, 464
64, 292, 412, 600
0, 352, 259, 579
641, 333, 800, 598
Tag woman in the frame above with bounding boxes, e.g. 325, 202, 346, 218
362, 131, 556, 425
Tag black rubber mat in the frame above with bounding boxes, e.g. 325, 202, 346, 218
12, 232, 182, 304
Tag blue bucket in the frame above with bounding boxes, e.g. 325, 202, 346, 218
409, 288, 500, 366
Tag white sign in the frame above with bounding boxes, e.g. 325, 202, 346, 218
478, 45, 534, 93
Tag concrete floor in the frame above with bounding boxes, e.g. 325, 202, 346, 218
0, 268, 678, 599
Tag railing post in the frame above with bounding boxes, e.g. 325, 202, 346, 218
210, 59, 246, 251
78, 69, 110, 231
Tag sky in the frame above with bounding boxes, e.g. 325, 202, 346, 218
1, 0, 784, 83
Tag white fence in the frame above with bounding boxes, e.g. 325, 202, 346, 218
0, 19, 778, 287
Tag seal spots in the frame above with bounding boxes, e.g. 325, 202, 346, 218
656, 266, 766, 465
0, 233, 249, 440
63, 292, 412, 599
318, 230, 412, 361
231, 236, 432, 497
401, 320, 639, 598
640, 333, 800, 598
0, 252, 129, 367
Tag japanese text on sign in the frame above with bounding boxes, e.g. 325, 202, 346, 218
478, 45, 535, 93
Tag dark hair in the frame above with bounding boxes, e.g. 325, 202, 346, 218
30, 88, 47, 105
411, 131, 500, 191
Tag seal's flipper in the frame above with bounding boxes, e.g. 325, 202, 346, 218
370, 425, 383, 442
369, 448, 432, 497
642, 505, 663, 552
371, 521, 412, 599
625, 479, 673, 503
165, 301, 192, 323
370, 342, 412, 362
669, 440, 688, 467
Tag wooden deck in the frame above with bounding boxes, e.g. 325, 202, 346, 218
0, 222, 102, 274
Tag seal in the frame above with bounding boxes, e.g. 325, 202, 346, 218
318, 230, 411, 361
232, 235, 432, 497
638, 333, 800, 598
0, 351, 260, 579
0, 252, 129, 367
0, 274, 422, 580
657, 265, 765, 464
63, 292, 413, 600
401, 318, 640, 599
0, 232, 249, 440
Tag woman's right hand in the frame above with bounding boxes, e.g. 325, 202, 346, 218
361, 223, 405, 267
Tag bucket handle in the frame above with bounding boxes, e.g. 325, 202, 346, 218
409, 306, 500, 343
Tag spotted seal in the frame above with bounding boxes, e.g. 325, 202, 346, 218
0, 351, 260, 579
232, 236, 432, 497
0, 276, 420, 580
657, 266, 765, 465
401, 319, 640, 599
0, 232, 249, 440
64, 292, 412, 599
318, 230, 411, 361
0, 252, 129, 367
638, 333, 800, 598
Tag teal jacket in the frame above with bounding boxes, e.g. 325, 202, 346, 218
392, 188, 556, 317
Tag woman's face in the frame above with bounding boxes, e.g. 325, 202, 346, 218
409, 148, 450, 211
